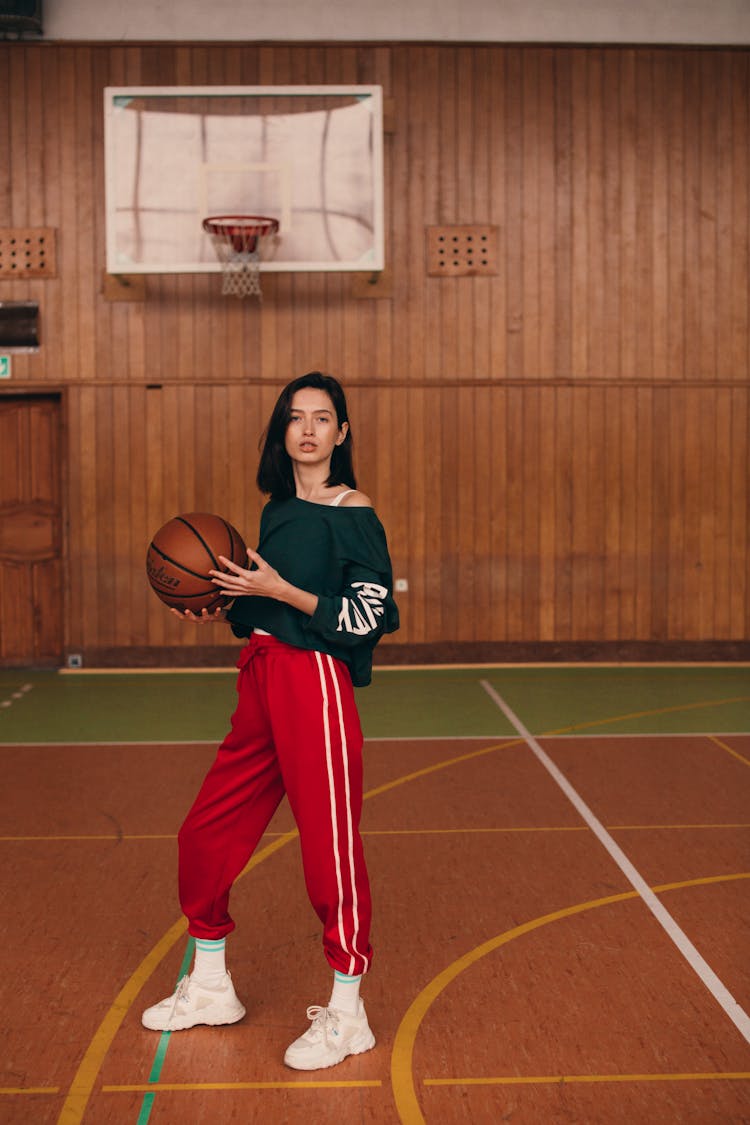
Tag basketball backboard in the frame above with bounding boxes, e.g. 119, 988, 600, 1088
103, 86, 384, 274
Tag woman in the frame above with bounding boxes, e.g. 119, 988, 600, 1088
142, 372, 399, 1071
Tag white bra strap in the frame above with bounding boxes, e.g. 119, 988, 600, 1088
329, 489, 355, 507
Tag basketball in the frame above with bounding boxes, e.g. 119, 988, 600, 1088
146, 513, 248, 613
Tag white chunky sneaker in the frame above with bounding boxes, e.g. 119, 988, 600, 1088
283, 1001, 375, 1070
141, 972, 246, 1031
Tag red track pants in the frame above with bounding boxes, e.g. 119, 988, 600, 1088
178, 633, 373, 976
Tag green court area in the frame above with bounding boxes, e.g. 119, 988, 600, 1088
0, 665, 748, 743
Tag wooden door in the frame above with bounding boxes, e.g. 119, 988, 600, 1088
0, 395, 64, 666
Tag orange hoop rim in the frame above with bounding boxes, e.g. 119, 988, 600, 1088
202, 215, 279, 239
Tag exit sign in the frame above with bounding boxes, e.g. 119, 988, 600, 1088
0, 356, 10, 378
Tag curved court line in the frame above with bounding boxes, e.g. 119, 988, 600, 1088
362, 738, 522, 801
486, 683, 750, 1045
546, 695, 750, 736
55, 709, 749, 1123
390, 872, 750, 1125
56, 830, 298, 1125
58, 916, 188, 1125
56, 741, 519, 1125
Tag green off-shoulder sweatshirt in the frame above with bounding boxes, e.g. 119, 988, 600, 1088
226, 497, 400, 686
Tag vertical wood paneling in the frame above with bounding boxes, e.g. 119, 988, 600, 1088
0, 43, 748, 662
553, 387, 573, 638
664, 50, 685, 381
730, 53, 749, 381
553, 49, 572, 380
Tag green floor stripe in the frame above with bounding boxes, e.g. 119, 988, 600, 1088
1, 667, 748, 743
137, 937, 194, 1125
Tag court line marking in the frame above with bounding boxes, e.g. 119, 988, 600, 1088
0, 741, 226, 748
135, 938, 195, 1125
365, 823, 750, 834
0, 682, 33, 710
424, 1071, 750, 1086
3, 716, 749, 748
56, 740, 521, 1125
131, 738, 524, 1125
56, 829, 301, 1125
390, 872, 750, 1125
709, 735, 750, 769
55, 717, 750, 1124
547, 696, 750, 735
6, 822, 750, 843
2, 730, 750, 747
0, 737, 509, 747
541, 730, 750, 741
481, 680, 750, 1047
53, 662, 750, 672
106, 1080, 382, 1092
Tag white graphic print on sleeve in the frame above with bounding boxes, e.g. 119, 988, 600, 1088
336, 582, 388, 635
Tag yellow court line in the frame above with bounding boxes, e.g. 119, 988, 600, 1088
364, 826, 588, 835
709, 735, 750, 769
547, 695, 750, 736
424, 1071, 750, 1086
103, 1080, 381, 1092
58, 667, 236, 675
57, 829, 299, 1125
102, 1080, 382, 1089
55, 742, 520, 1125
55, 712, 750, 1125
390, 872, 750, 1125
362, 738, 523, 801
5, 823, 750, 844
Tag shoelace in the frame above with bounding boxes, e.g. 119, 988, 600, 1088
166, 974, 191, 1028
305, 1005, 341, 1043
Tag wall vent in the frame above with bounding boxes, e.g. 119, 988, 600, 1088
0, 228, 57, 278
426, 225, 498, 277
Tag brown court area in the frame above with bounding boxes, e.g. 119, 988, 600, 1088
1, 715, 749, 1124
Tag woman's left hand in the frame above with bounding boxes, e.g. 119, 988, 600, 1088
210, 549, 285, 601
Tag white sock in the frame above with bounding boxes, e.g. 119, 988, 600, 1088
191, 937, 227, 987
329, 970, 362, 1014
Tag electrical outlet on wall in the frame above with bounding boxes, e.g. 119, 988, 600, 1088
395, 578, 408, 593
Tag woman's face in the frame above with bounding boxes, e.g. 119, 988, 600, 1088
284, 387, 348, 468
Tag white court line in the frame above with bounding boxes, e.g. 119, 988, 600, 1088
0, 735, 513, 748
0, 683, 33, 710
480, 679, 750, 1047
0, 740, 220, 748
0, 731, 748, 749
538, 731, 750, 741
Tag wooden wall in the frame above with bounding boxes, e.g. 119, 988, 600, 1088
1, 42, 748, 663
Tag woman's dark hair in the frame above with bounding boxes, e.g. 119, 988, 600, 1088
257, 372, 357, 499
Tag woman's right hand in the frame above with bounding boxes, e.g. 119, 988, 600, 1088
169, 606, 227, 624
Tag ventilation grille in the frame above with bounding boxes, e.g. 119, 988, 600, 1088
426, 225, 498, 277
0, 228, 57, 278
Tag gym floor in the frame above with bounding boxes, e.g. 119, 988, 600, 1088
1, 663, 748, 1124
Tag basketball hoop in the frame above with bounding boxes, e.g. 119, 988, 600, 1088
202, 215, 280, 299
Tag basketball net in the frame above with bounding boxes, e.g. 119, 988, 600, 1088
202, 216, 279, 300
